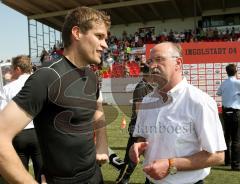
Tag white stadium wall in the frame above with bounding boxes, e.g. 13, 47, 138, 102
102, 77, 141, 105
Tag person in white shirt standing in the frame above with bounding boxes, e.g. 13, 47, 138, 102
0, 55, 42, 182
129, 42, 226, 184
217, 64, 240, 171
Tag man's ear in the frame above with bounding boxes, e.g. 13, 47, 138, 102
176, 57, 183, 70
15, 67, 23, 75
72, 26, 81, 41
11, 66, 22, 80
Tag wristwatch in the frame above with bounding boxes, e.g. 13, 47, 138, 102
168, 158, 177, 175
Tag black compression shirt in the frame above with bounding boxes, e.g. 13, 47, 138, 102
13, 56, 99, 178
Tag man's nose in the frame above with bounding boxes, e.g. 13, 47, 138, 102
101, 40, 108, 49
150, 62, 158, 68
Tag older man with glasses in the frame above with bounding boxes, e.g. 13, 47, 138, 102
129, 42, 226, 184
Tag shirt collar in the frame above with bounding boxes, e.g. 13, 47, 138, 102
167, 78, 187, 100
152, 78, 187, 103
18, 73, 31, 79
228, 76, 236, 79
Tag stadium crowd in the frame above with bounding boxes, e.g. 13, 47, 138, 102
38, 26, 240, 79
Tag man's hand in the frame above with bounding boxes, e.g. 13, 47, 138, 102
96, 153, 109, 165
129, 142, 148, 163
143, 159, 169, 180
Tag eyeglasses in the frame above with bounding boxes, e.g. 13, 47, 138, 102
148, 56, 180, 64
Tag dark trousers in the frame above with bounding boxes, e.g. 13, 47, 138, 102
13, 128, 42, 182
146, 179, 204, 184
117, 133, 151, 184
194, 180, 204, 184
123, 134, 137, 167
116, 134, 137, 182
222, 107, 240, 169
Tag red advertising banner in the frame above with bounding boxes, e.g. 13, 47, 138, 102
146, 42, 240, 63
182, 42, 240, 64
145, 44, 155, 60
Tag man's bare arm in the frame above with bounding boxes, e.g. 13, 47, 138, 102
0, 101, 37, 184
143, 150, 224, 180
94, 100, 109, 165
174, 150, 224, 171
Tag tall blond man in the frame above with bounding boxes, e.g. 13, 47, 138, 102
0, 6, 110, 184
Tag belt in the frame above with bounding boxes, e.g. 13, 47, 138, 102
45, 164, 97, 184
222, 106, 240, 113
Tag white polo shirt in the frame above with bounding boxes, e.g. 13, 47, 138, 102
133, 78, 226, 184
0, 74, 34, 129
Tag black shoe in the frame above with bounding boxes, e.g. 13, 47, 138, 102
224, 163, 230, 166
109, 154, 125, 171
231, 167, 240, 171
231, 162, 240, 171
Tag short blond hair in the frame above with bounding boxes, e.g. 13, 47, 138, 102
62, 6, 111, 48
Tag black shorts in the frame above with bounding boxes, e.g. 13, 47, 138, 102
45, 164, 103, 184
